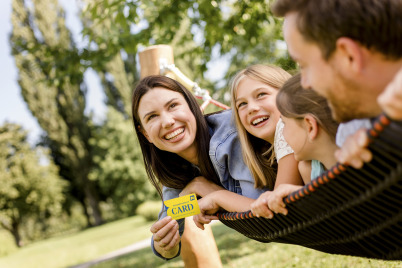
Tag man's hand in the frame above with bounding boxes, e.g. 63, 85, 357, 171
335, 128, 372, 169
378, 67, 402, 120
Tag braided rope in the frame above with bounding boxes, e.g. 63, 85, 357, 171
217, 114, 402, 260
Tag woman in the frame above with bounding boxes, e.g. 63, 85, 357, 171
132, 75, 265, 259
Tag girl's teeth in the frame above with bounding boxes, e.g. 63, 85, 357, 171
252, 117, 268, 125
165, 128, 184, 140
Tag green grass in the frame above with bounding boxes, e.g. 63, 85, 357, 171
1, 218, 401, 268
0, 229, 18, 257
0, 216, 153, 268
94, 222, 402, 268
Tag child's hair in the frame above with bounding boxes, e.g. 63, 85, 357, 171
276, 73, 339, 140
229, 64, 292, 189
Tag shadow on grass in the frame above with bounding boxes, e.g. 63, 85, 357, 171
92, 222, 268, 268
92, 246, 184, 268
90, 222, 402, 268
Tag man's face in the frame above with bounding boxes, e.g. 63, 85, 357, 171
283, 12, 372, 122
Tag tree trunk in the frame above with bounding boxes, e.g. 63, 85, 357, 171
11, 221, 22, 247
84, 181, 103, 226
77, 194, 93, 227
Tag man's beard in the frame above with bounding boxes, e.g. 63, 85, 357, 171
325, 76, 369, 123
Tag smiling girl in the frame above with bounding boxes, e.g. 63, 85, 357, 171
192, 65, 304, 228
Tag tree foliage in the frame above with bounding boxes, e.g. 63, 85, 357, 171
8, 0, 296, 238
89, 107, 157, 219
10, 0, 103, 226
82, 0, 296, 98
0, 123, 66, 247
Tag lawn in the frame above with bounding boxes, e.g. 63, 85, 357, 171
93, 221, 402, 268
0, 216, 153, 268
0, 217, 401, 268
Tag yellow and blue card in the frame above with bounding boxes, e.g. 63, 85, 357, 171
164, 193, 200, 220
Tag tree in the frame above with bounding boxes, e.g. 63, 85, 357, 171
82, 0, 296, 102
10, 0, 103, 226
89, 107, 157, 219
0, 123, 66, 247
9, 0, 297, 230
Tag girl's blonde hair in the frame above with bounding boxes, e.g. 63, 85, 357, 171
229, 64, 291, 189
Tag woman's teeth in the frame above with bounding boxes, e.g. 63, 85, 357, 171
165, 128, 184, 140
252, 116, 268, 125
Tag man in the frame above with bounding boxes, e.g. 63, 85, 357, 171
271, 0, 402, 167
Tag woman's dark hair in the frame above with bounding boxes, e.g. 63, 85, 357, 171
132, 75, 220, 198
276, 73, 339, 140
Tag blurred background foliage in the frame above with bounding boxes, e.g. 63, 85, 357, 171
2, 0, 295, 249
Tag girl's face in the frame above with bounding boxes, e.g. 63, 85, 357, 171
235, 77, 281, 143
138, 87, 198, 164
281, 116, 309, 161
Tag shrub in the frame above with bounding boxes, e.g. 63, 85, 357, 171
136, 201, 163, 222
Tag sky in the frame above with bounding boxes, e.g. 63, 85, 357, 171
0, 0, 106, 144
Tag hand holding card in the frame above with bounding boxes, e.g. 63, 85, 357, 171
164, 193, 201, 220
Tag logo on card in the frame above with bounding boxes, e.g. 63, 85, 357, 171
164, 193, 200, 220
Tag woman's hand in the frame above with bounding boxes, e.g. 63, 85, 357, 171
335, 128, 372, 169
266, 184, 303, 215
193, 213, 218, 230
193, 194, 220, 230
150, 216, 180, 258
250, 191, 274, 219
180, 176, 224, 197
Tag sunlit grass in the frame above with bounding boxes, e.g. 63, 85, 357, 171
94, 222, 402, 268
0, 216, 153, 268
1, 218, 401, 268
0, 229, 18, 257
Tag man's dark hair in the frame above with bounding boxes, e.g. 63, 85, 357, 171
272, 0, 402, 60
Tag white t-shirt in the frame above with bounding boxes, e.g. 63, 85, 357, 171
274, 118, 294, 162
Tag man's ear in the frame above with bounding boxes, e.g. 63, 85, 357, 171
138, 125, 152, 143
335, 37, 364, 74
303, 114, 318, 142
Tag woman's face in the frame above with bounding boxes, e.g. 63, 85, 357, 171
138, 87, 198, 164
235, 77, 281, 143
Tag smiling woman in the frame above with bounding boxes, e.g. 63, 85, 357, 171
131, 75, 266, 261
137, 87, 198, 165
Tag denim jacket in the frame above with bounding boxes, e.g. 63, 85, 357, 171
152, 109, 266, 260
206, 109, 267, 199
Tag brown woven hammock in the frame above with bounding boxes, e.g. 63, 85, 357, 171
217, 114, 402, 260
